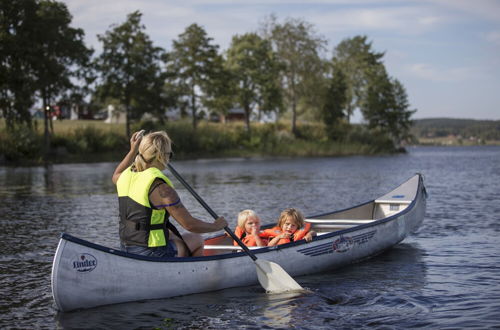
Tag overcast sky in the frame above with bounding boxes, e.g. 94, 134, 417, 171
62, 0, 500, 121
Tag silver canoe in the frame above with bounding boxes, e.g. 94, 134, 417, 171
51, 174, 427, 312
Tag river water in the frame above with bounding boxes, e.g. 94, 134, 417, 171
1, 146, 499, 329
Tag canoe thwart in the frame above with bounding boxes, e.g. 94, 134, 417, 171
306, 219, 375, 224
204, 245, 262, 250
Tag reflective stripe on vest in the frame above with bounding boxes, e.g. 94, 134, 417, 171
117, 166, 174, 247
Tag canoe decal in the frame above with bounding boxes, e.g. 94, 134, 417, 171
297, 242, 333, 256
72, 253, 97, 273
352, 230, 376, 246
298, 230, 376, 256
332, 236, 354, 252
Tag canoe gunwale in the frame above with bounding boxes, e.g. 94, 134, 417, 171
59, 174, 425, 262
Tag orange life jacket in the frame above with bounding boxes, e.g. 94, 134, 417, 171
261, 222, 312, 245
233, 226, 269, 247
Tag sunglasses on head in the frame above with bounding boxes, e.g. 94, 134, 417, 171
139, 151, 173, 163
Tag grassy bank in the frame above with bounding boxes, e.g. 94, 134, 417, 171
0, 119, 396, 165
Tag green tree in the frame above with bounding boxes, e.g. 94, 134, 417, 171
167, 23, 221, 129
0, 0, 38, 128
263, 16, 326, 136
332, 35, 384, 123
361, 69, 415, 147
35, 0, 92, 149
0, 0, 91, 153
225, 33, 282, 133
390, 78, 415, 145
95, 11, 167, 137
321, 63, 347, 140
203, 54, 235, 122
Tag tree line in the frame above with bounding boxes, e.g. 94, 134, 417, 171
412, 118, 500, 144
1, 0, 416, 157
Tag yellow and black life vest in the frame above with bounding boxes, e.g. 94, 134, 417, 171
116, 166, 174, 247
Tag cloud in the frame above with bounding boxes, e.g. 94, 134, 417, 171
408, 63, 482, 83
272, 4, 447, 38
63, 0, 262, 50
427, 0, 500, 21
484, 30, 500, 45
62, 0, 452, 51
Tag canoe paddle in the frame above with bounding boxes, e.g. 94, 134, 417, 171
167, 163, 303, 293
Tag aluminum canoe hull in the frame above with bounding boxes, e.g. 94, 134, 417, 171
51, 174, 426, 312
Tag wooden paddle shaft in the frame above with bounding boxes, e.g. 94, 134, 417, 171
167, 164, 258, 261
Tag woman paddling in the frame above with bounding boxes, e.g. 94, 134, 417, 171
112, 130, 227, 257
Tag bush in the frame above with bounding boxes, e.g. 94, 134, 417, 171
295, 123, 328, 142
0, 125, 43, 162
51, 126, 127, 154
326, 121, 351, 141
0, 118, 401, 164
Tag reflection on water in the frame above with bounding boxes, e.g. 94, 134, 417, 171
1, 146, 500, 329
55, 288, 306, 329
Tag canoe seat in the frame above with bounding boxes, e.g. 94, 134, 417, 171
374, 199, 411, 204
373, 199, 411, 218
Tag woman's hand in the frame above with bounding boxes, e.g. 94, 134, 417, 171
112, 130, 146, 185
130, 130, 145, 153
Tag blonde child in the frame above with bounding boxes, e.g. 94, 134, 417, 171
233, 210, 268, 247
265, 208, 316, 246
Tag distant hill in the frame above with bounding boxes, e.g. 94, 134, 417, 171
411, 118, 500, 145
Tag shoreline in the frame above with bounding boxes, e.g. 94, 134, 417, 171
1, 119, 498, 167
0, 150, 388, 167
2, 144, 500, 167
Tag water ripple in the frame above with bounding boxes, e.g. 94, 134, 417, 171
1, 146, 500, 329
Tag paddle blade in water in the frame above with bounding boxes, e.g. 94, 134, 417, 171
254, 259, 303, 293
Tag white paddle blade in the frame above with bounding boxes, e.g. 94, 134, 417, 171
255, 259, 303, 293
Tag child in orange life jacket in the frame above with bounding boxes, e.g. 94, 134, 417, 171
265, 208, 316, 246
233, 210, 269, 247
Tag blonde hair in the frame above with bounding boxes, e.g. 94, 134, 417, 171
237, 209, 260, 229
277, 208, 305, 229
133, 131, 172, 171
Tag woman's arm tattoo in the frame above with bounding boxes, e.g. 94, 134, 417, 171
156, 184, 185, 210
